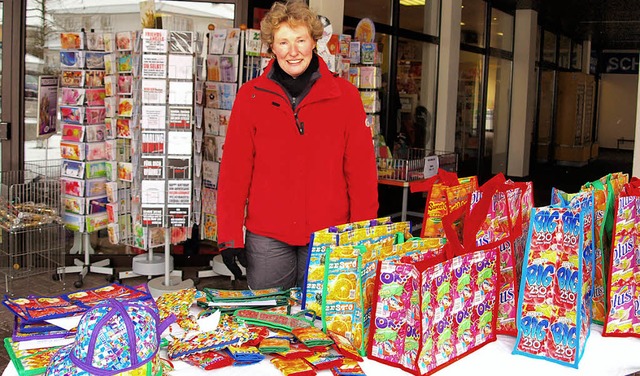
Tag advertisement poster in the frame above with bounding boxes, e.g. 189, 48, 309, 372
37, 76, 59, 138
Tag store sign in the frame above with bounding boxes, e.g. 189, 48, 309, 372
601, 52, 639, 74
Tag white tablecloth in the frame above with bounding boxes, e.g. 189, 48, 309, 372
5, 325, 640, 376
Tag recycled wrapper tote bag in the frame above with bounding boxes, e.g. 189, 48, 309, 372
410, 169, 478, 238
367, 202, 500, 376
302, 216, 402, 318
513, 194, 595, 368
321, 237, 447, 356
46, 298, 173, 376
467, 173, 529, 336
581, 172, 630, 324
603, 178, 640, 337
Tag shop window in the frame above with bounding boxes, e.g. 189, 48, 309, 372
536, 69, 556, 162
485, 56, 512, 175
399, 0, 440, 36
489, 8, 513, 52
461, 0, 486, 48
456, 51, 484, 175
571, 42, 583, 71
344, 0, 392, 25
558, 35, 571, 69
542, 30, 556, 63
396, 38, 438, 150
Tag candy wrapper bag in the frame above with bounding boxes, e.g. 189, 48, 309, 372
603, 183, 640, 337
467, 174, 531, 336
302, 216, 399, 318
581, 172, 629, 324
409, 169, 478, 238
367, 203, 500, 376
514, 198, 595, 368
320, 234, 444, 357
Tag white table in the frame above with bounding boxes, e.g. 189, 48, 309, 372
5, 325, 640, 376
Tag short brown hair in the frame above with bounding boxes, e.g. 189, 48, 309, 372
260, 0, 324, 53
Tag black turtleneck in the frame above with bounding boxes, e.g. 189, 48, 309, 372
271, 53, 320, 99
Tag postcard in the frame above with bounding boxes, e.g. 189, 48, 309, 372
167, 131, 192, 155
168, 205, 190, 228
142, 54, 167, 78
142, 29, 168, 53
62, 160, 85, 179
118, 162, 133, 182
168, 81, 193, 105
142, 79, 167, 104
60, 32, 84, 50
85, 107, 106, 125
60, 51, 85, 69
142, 156, 165, 179
85, 88, 106, 106
118, 97, 134, 117
116, 31, 133, 51
167, 180, 192, 205
86, 32, 105, 51
62, 124, 84, 142
61, 70, 85, 87
169, 31, 193, 54
118, 75, 133, 95
166, 156, 191, 179
141, 105, 167, 129
168, 54, 193, 79
118, 54, 133, 73
141, 180, 166, 204
168, 106, 192, 129
141, 131, 166, 154
85, 52, 107, 69
85, 70, 105, 88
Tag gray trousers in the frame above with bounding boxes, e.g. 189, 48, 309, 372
244, 231, 309, 290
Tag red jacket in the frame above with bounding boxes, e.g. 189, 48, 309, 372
217, 57, 379, 248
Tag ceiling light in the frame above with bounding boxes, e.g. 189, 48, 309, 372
400, 0, 425, 5
493, 17, 497, 21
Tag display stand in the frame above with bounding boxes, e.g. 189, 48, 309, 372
58, 29, 114, 287
103, 28, 199, 293
58, 232, 112, 288
197, 26, 249, 282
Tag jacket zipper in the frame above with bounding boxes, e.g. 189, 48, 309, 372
254, 85, 304, 135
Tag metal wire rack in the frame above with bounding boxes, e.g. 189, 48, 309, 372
0, 165, 65, 295
377, 148, 458, 182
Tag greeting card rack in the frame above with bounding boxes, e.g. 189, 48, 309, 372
92, 28, 199, 296
197, 27, 255, 282
58, 30, 114, 287
0, 169, 66, 295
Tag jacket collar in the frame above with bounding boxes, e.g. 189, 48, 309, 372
256, 54, 341, 106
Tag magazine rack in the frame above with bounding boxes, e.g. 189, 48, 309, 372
377, 149, 457, 230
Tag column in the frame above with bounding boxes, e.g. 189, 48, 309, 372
506, 8, 537, 177
309, 0, 344, 33
434, 0, 462, 153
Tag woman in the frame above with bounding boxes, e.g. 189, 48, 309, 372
217, 0, 379, 290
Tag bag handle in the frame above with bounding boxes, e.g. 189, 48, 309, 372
409, 168, 460, 194
461, 174, 507, 249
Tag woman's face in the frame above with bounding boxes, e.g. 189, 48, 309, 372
271, 22, 315, 78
